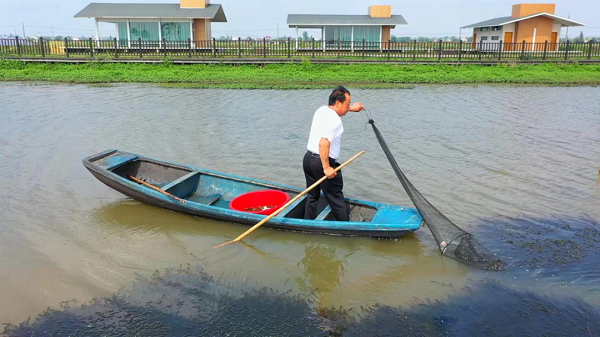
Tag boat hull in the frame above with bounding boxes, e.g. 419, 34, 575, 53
83, 149, 422, 238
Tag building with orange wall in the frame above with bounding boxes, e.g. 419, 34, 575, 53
287, 5, 407, 49
75, 0, 226, 45
461, 4, 583, 50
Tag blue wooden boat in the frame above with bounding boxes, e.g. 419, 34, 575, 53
83, 149, 423, 238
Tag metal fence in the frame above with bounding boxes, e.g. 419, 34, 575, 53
1, 37, 599, 62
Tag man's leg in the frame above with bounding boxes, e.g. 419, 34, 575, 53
303, 152, 321, 219
321, 161, 349, 221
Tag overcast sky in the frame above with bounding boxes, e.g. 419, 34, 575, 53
1, 0, 598, 39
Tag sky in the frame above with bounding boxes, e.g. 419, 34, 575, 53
1, 0, 598, 39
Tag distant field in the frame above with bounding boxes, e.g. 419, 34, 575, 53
1, 60, 599, 89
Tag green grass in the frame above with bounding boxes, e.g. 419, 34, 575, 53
1, 60, 599, 89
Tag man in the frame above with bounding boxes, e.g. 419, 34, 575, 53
303, 86, 365, 221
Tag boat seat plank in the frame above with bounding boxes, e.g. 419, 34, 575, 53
162, 171, 201, 199
276, 195, 306, 218
371, 206, 413, 224
162, 171, 200, 191
315, 205, 331, 221
96, 153, 138, 171
187, 193, 222, 205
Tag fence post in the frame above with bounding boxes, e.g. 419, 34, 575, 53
187, 38, 192, 58
478, 41, 482, 61
413, 40, 417, 61
263, 37, 267, 58
237, 37, 241, 58
212, 38, 216, 57
542, 40, 548, 60
387, 39, 391, 61
287, 37, 291, 58
162, 38, 167, 58
498, 40, 503, 61
16, 36, 21, 56
114, 37, 118, 58
438, 40, 442, 62
39, 37, 45, 57
362, 39, 365, 60
89, 37, 94, 58
564, 40, 569, 60
520, 40, 526, 60
588, 40, 593, 60
312, 38, 315, 58
64, 37, 69, 58
138, 38, 142, 58
458, 40, 462, 62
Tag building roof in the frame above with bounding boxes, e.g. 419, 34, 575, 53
287, 14, 407, 28
461, 12, 584, 29
74, 3, 227, 22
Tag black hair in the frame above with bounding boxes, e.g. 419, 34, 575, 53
328, 85, 350, 106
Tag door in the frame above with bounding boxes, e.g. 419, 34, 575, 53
504, 32, 513, 51
472, 34, 477, 49
551, 32, 558, 51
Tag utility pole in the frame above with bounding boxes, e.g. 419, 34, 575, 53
565, 13, 570, 40
22, 22, 26, 38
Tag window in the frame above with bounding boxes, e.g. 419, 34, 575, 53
491, 36, 499, 40
480, 27, 489, 32
492, 26, 502, 31
324, 26, 352, 41
161, 22, 191, 41
481, 36, 488, 41
353, 26, 381, 43
117, 22, 128, 46
130, 22, 160, 41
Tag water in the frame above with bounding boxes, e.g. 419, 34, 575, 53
0, 82, 599, 334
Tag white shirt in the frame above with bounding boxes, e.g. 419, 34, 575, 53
306, 106, 344, 160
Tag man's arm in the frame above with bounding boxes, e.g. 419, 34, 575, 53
319, 137, 336, 179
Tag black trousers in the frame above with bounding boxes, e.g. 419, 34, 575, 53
303, 151, 349, 221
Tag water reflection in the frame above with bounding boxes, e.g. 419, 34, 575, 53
94, 200, 471, 311
297, 243, 350, 300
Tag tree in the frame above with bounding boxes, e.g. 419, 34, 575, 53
302, 31, 309, 41
573, 31, 584, 43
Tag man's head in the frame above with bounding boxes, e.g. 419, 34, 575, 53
328, 86, 351, 116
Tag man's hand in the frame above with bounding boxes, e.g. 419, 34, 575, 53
349, 102, 365, 112
324, 166, 337, 179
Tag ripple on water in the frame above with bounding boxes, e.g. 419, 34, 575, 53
0, 82, 599, 326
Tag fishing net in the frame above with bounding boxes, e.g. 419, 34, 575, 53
368, 119, 505, 271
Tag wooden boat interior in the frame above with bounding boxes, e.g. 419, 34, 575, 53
95, 152, 378, 222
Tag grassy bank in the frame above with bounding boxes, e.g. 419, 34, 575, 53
1, 60, 599, 89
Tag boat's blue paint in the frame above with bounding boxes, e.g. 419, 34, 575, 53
315, 205, 331, 221
164, 171, 201, 199
275, 195, 306, 218
102, 154, 138, 170
83, 149, 423, 238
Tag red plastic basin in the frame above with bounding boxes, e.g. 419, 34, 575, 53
229, 190, 291, 215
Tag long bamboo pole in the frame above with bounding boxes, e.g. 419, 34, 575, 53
129, 175, 187, 204
214, 150, 365, 248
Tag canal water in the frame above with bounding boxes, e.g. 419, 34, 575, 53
0, 82, 599, 335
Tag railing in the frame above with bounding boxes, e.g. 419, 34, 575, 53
1, 37, 599, 62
